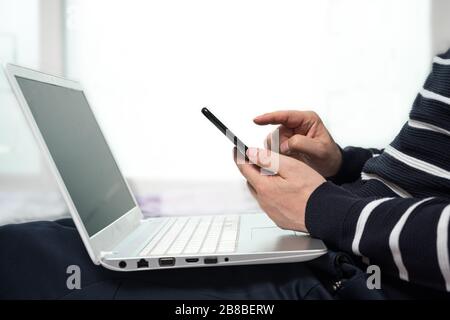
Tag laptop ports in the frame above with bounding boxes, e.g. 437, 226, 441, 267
204, 257, 218, 264
158, 257, 176, 267
185, 258, 199, 263
137, 259, 149, 268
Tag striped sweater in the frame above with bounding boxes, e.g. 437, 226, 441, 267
305, 49, 450, 293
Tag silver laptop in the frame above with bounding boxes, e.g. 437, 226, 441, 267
4, 63, 327, 271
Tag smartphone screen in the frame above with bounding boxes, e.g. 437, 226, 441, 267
201, 107, 248, 159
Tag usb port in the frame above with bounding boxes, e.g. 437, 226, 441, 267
158, 257, 176, 267
204, 257, 218, 264
185, 258, 199, 263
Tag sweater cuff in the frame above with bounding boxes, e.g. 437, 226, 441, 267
328, 146, 374, 185
305, 181, 363, 250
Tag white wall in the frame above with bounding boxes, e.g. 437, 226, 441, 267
431, 0, 450, 55
40, 0, 65, 75
0, 0, 67, 192
0, 0, 41, 176
65, 0, 432, 181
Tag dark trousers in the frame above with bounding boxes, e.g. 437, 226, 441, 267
1, 219, 447, 299
0, 219, 333, 299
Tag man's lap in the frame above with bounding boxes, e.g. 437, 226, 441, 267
0, 219, 332, 300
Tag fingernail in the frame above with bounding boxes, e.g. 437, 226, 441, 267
280, 142, 289, 153
246, 147, 258, 158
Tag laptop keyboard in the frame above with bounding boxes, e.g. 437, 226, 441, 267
139, 215, 240, 256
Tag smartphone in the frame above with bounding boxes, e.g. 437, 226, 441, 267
201, 107, 248, 159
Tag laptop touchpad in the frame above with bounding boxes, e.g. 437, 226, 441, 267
251, 227, 295, 239
250, 227, 311, 251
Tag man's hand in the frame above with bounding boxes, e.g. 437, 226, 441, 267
254, 110, 342, 178
234, 147, 326, 232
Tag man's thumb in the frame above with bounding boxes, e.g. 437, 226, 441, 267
280, 135, 317, 155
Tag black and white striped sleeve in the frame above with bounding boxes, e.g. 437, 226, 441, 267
305, 182, 450, 292
328, 146, 383, 185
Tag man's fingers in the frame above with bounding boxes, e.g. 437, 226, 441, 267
264, 132, 272, 149
280, 134, 318, 155
246, 147, 296, 178
253, 110, 310, 128
265, 126, 291, 151
247, 147, 273, 167
233, 148, 265, 188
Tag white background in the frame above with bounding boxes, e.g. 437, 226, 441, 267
0, 0, 40, 175
0, 0, 443, 184
65, 0, 432, 181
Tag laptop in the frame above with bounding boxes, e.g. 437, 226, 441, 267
4, 63, 327, 271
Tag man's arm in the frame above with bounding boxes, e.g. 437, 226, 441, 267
306, 182, 450, 292
328, 146, 383, 185
235, 147, 450, 293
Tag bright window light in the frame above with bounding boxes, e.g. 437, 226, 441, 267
65, 0, 431, 181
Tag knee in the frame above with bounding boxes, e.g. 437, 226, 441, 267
0, 220, 86, 299
0, 220, 83, 272
0, 221, 55, 262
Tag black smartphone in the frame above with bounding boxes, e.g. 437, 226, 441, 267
201, 107, 248, 159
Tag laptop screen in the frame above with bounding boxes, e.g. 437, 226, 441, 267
15, 76, 136, 236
